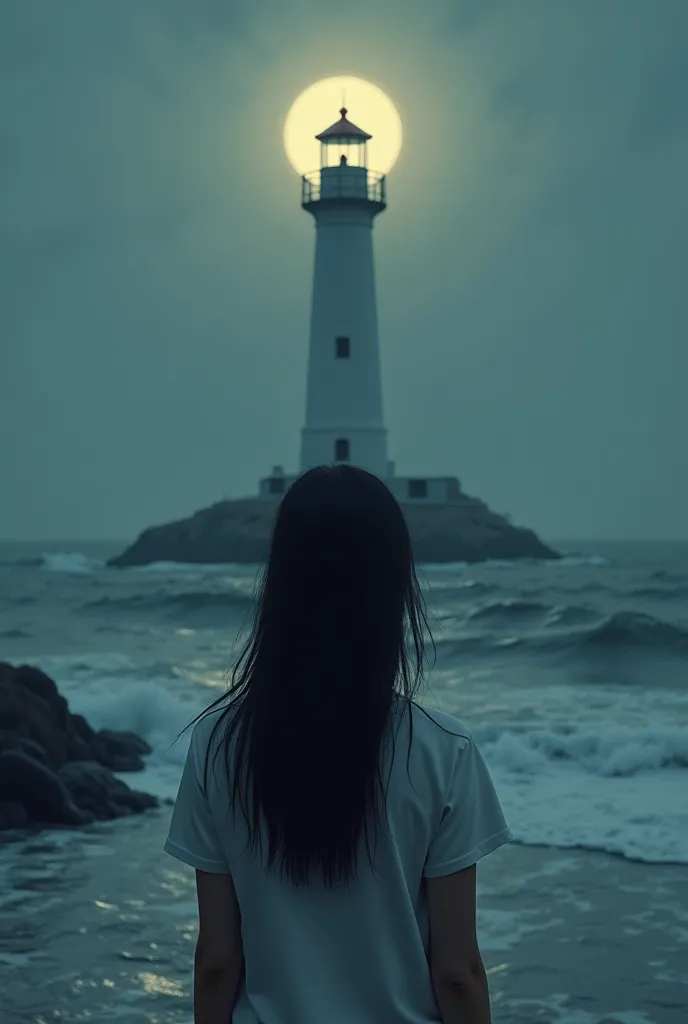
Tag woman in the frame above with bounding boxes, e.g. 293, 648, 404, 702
165, 464, 512, 1024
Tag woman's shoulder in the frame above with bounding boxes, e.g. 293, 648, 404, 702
189, 698, 239, 755
395, 695, 473, 746
390, 698, 477, 793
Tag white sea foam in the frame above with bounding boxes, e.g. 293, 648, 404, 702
421, 554, 610, 578
479, 722, 688, 776
39, 654, 219, 801
427, 676, 688, 863
131, 560, 259, 578
547, 554, 610, 568
491, 755, 688, 864
42, 551, 103, 574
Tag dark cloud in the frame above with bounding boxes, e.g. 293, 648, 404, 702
2, 0, 687, 540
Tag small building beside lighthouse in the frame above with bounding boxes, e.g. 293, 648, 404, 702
259, 106, 461, 505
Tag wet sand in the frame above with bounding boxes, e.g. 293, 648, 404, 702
1, 810, 686, 1023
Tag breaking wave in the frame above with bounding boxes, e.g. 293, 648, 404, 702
81, 589, 254, 616
477, 721, 688, 777
468, 599, 555, 623
435, 609, 688, 659
581, 611, 688, 651
43, 552, 103, 574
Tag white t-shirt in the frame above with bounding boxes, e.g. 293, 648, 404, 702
165, 697, 512, 1024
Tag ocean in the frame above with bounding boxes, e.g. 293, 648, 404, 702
1, 539, 687, 1022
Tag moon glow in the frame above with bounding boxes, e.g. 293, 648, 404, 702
283, 76, 403, 177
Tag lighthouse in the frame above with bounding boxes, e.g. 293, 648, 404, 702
259, 107, 463, 507
109, 105, 559, 566
299, 107, 388, 477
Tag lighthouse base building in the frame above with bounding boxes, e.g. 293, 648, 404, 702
259, 468, 463, 507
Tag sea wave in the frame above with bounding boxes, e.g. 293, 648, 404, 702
542, 604, 600, 627
28, 652, 688, 863
129, 560, 258, 575
424, 580, 499, 601
43, 552, 103, 574
468, 599, 556, 623
436, 609, 688, 659
545, 554, 610, 567
483, 722, 688, 864
624, 585, 688, 601
54, 650, 688, 783
35, 654, 221, 800
581, 611, 688, 651
81, 589, 254, 615
4, 595, 37, 608
488, 599, 600, 629
0, 557, 43, 568
651, 569, 688, 584
477, 722, 688, 776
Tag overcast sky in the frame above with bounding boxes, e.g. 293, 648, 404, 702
2, 0, 687, 543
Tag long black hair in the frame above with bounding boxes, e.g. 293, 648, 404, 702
189, 464, 433, 888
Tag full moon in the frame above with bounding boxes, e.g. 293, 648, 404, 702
283, 76, 403, 177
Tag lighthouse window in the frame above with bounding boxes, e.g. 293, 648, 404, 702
408, 479, 428, 499
335, 438, 350, 462
335, 336, 350, 359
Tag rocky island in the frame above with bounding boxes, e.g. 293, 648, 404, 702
0, 663, 158, 835
108, 490, 558, 567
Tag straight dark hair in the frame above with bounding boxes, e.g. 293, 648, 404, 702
187, 464, 433, 889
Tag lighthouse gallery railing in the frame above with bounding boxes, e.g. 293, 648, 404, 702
301, 170, 386, 206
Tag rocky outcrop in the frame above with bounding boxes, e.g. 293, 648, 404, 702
108, 493, 558, 568
57, 762, 157, 820
0, 663, 157, 834
400, 497, 556, 563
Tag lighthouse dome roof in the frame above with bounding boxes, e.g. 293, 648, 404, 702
315, 108, 372, 142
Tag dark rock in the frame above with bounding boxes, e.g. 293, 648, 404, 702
401, 501, 557, 563
91, 729, 152, 773
0, 751, 94, 827
71, 713, 96, 743
60, 711, 97, 762
0, 801, 29, 830
0, 729, 51, 766
104, 729, 151, 756
0, 663, 73, 768
66, 731, 94, 764
108, 493, 559, 568
58, 762, 157, 820
11, 664, 71, 726
0, 663, 157, 837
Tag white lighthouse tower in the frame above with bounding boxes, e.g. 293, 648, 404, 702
259, 107, 462, 507
299, 107, 388, 476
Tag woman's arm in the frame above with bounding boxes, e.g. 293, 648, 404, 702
193, 869, 244, 1024
427, 864, 492, 1024
194, 953, 243, 1024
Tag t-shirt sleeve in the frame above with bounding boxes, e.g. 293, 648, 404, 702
164, 727, 230, 874
423, 733, 512, 878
